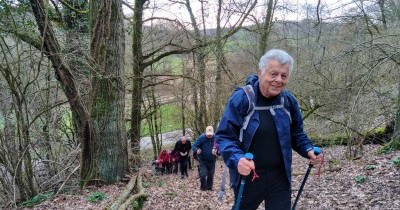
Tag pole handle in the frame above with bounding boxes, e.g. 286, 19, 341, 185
313, 146, 322, 155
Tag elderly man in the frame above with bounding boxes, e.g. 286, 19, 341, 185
216, 49, 323, 209
174, 135, 192, 179
192, 126, 218, 191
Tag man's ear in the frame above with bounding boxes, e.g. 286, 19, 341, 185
257, 69, 262, 77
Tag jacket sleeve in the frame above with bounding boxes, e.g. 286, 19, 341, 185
287, 93, 314, 158
216, 89, 249, 169
192, 135, 202, 152
174, 141, 179, 151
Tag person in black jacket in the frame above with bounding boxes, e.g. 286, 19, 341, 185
192, 126, 218, 191
174, 135, 192, 179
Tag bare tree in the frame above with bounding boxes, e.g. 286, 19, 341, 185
29, 0, 128, 186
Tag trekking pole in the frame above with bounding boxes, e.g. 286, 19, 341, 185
292, 147, 322, 210
234, 153, 254, 210
218, 164, 228, 202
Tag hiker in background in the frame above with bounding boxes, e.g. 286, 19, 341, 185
174, 135, 192, 179
157, 149, 171, 175
192, 126, 218, 191
170, 149, 179, 174
216, 49, 323, 209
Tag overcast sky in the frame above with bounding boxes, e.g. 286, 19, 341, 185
123, 0, 357, 27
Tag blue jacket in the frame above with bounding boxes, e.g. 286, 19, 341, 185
216, 80, 313, 188
192, 134, 217, 162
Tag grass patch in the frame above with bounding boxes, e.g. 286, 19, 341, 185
19, 192, 53, 207
130, 196, 147, 210
355, 175, 366, 184
86, 192, 107, 203
378, 138, 400, 154
392, 157, 400, 167
157, 180, 165, 187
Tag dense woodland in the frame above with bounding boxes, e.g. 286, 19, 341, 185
0, 0, 399, 209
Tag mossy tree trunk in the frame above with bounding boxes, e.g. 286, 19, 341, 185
30, 0, 127, 185
87, 0, 128, 184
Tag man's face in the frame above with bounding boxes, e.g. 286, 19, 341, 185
258, 59, 289, 98
181, 137, 186, 144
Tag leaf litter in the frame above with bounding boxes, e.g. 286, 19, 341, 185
22, 145, 399, 210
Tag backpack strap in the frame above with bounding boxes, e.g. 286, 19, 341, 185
240, 87, 293, 143
254, 96, 292, 123
239, 85, 256, 142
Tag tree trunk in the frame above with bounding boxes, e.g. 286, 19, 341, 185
88, 0, 128, 183
185, 0, 208, 133
212, 0, 227, 128
30, 0, 128, 186
130, 0, 147, 171
258, 0, 276, 58
393, 80, 400, 143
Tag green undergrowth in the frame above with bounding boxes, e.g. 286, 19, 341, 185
19, 192, 53, 207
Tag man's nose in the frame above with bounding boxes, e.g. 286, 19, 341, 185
274, 75, 283, 82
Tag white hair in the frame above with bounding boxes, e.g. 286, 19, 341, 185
258, 49, 294, 75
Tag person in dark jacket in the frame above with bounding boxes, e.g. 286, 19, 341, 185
174, 135, 192, 179
216, 49, 323, 210
192, 126, 218, 191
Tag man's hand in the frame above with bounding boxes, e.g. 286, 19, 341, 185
237, 157, 255, 176
196, 149, 202, 155
307, 149, 323, 165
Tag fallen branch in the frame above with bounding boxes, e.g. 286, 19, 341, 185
56, 165, 80, 195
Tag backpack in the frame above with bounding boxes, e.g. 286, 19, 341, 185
239, 84, 292, 142
218, 75, 293, 201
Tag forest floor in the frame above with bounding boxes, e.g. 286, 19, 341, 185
20, 145, 399, 210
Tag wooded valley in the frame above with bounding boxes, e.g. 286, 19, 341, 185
0, 0, 399, 209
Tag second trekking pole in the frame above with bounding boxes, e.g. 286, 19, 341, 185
292, 146, 322, 210
234, 153, 254, 210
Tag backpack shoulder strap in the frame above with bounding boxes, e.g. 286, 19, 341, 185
254, 93, 292, 124
239, 85, 256, 142
219, 84, 255, 201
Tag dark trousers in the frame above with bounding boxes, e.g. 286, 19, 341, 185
161, 162, 170, 174
233, 167, 291, 210
179, 157, 188, 177
172, 161, 179, 174
199, 160, 216, 191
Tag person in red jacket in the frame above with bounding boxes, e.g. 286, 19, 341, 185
158, 149, 171, 174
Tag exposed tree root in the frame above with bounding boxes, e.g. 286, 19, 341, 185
109, 171, 148, 210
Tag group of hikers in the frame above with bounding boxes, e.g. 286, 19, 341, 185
153, 125, 218, 191
152, 49, 324, 210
